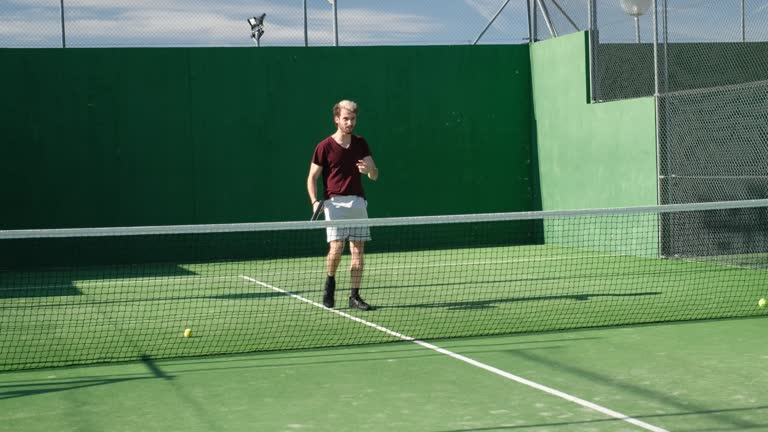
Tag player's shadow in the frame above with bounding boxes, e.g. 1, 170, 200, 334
368, 264, 732, 293
0, 286, 308, 307
378, 291, 662, 311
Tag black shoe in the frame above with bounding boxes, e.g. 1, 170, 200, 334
323, 278, 336, 308
349, 295, 372, 311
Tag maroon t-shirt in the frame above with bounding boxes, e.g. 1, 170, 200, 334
312, 135, 371, 199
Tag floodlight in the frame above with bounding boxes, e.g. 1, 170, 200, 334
247, 13, 266, 46
619, 0, 651, 43
620, 0, 651, 17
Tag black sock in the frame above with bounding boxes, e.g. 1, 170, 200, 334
351, 288, 360, 298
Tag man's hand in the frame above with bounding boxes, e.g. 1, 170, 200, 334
356, 159, 374, 174
311, 200, 324, 221
357, 157, 378, 180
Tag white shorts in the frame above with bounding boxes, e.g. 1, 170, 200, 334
323, 195, 371, 242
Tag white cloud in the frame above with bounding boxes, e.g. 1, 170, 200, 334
464, 0, 527, 20
462, 0, 539, 40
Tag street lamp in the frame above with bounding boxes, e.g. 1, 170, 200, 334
620, 0, 651, 43
248, 14, 266, 46
327, 0, 338, 46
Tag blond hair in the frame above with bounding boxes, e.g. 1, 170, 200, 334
333, 100, 358, 117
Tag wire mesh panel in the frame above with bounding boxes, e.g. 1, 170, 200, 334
590, 0, 655, 101
658, 80, 768, 255
657, 0, 768, 94
530, 0, 588, 42
0, 0, 530, 48
2, 200, 767, 371
658, 80, 768, 205
658, 80, 768, 206
592, 0, 768, 101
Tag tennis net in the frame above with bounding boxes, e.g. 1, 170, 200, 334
2, 199, 768, 371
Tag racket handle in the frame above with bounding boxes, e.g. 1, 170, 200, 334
311, 201, 324, 221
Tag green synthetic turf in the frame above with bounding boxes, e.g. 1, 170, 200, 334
2, 318, 767, 432
2, 245, 767, 371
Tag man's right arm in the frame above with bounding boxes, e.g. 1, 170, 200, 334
307, 163, 323, 212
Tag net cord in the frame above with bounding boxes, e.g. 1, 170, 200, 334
2, 198, 768, 239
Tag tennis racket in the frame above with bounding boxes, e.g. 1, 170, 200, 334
311, 200, 324, 221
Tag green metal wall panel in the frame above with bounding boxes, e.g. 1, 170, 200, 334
0, 45, 534, 230
529, 32, 658, 257
530, 32, 657, 211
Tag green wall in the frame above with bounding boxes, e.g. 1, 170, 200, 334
0, 45, 533, 230
530, 32, 657, 210
529, 32, 658, 256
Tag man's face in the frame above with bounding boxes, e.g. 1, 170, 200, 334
335, 109, 357, 134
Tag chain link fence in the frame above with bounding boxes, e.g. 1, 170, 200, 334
651, 2, 768, 211
530, 0, 587, 41
658, 80, 768, 257
659, 79, 768, 205
0, 0, 531, 48
592, 0, 768, 101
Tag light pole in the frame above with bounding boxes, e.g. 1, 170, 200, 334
741, 0, 746, 42
327, 0, 338, 46
620, 0, 651, 43
303, 0, 308, 46
60, 0, 66, 48
248, 14, 266, 46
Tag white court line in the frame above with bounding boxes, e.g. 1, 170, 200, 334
239, 275, 412, 340
239, 275, 669, 432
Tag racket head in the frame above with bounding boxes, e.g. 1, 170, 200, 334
311, 201, 324, 221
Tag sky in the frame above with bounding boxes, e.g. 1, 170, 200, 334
1, 0, 767, 48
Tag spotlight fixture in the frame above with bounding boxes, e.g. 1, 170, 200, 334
619, 0, 651, 43
247, 13, 266, 46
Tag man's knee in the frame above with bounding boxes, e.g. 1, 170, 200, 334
328, 240, 345, 256
349, 240, 365, 254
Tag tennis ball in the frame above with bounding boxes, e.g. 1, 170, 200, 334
184, 328, 192, 338
759, 298, 767, 308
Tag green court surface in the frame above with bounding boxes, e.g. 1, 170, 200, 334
1, 244, 767, 370
2, 242, 768, 431
1, 317, 767, 432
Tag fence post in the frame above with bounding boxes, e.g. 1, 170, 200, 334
587, 0, 597, 101
652, 0, 659, 96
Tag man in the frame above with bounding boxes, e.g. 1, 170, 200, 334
307, 100, 379, 311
